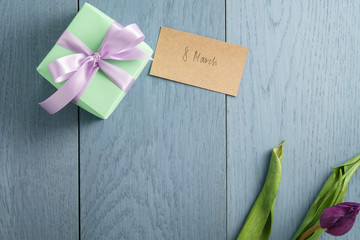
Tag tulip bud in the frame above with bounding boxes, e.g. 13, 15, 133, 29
293, 153, 360, 240
320, 202, 360, 236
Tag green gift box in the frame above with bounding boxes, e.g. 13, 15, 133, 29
37, 3, 153, 119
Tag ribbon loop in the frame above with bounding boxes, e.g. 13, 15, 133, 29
107, 47, 153, 61
40, 22, 151, 114
48, 53, 87, 83
97, 23, 146, 59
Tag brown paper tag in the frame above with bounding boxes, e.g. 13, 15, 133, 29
150, 27, 249, 96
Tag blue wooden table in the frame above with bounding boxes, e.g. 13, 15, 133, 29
1, 0, 360, 239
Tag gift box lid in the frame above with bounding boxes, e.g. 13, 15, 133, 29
37, 3, 153, 119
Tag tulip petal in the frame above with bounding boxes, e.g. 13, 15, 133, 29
325, 214, 356, 236
320, 202, 360, 236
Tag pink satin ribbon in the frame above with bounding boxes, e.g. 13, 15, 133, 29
39, 22, 151, 114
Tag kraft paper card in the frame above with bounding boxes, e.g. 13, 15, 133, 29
150, 27, 249, 96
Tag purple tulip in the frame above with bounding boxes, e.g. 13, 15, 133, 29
320, 202, 360, 236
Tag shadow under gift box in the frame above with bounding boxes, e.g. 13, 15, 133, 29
37, 3, 153, 119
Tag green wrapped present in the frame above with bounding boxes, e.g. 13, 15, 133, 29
37, 3, 153, 119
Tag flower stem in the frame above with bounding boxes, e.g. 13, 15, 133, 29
298, 224, 322, 240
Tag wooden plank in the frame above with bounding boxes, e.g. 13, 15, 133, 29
79, 0, 226, 239
0, 1, 79, 239
226, 0, 360, 239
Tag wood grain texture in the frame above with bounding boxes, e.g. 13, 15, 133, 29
0, 0, 78, 239
226, 1, 360, 240
2, 1, 359, 239
79, 0, 226, 239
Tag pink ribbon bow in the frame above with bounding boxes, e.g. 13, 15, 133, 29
40, 22, 151, 114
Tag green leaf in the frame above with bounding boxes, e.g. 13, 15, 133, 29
237, 141, 285, 240
292, 153, 360, 240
